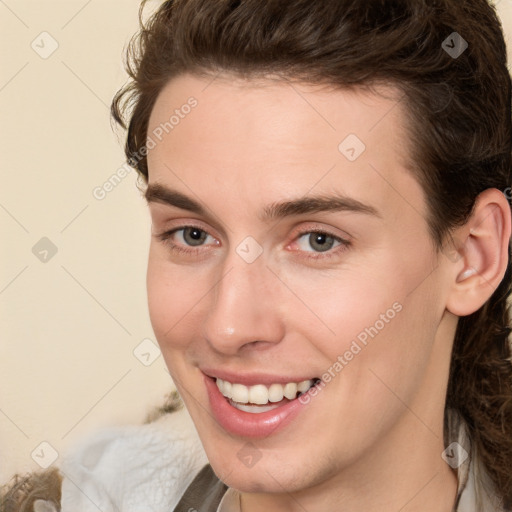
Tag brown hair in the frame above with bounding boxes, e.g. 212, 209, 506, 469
0, 468, 62, 512
111, 0, 512, 506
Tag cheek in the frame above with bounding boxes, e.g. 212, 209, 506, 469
338, 278, 444, 423
277, 260, 407, 359
293, 251, 443, 398
146, 249, 198, 350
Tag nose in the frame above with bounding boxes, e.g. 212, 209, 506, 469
201, 251, 286, 355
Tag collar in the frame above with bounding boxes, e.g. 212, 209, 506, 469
446, 408, 506, 512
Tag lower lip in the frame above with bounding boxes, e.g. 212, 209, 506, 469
204, 375, 309, 438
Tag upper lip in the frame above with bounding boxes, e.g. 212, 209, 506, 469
201, 368, 318, 387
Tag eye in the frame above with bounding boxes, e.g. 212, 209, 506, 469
296, 232, 341, 252
288, 228, 351, 260
155, 225, 218, 254
174, 226, 211, 246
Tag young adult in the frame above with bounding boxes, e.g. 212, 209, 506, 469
2, 1, 511, 511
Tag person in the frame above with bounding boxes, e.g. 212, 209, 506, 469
2, 0, 512, 510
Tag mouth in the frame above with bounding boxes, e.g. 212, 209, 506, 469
203, 373, 321, 438
216, 377, 320, 413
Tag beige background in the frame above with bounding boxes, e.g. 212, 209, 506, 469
0, 0, 511, 483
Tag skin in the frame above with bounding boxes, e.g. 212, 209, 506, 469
144, 73, 510, 512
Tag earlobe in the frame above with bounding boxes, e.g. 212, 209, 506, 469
446, 188, 511, 317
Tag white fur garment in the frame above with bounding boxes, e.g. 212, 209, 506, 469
58, 406, 207, 512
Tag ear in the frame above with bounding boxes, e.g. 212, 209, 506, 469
445, 188, 511, 317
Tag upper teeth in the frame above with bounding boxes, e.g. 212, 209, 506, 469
216, 378, 314, 404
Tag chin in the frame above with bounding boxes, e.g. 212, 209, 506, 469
202, 435, 320, 493
211, 459, 307, 494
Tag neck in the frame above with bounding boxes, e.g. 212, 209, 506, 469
240, 413, 459, 512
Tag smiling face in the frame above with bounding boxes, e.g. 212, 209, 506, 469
145, 73, 457, 496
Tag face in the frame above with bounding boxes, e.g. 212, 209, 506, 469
145, 73, 454, 493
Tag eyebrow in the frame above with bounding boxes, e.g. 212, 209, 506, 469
144, 183, 380, 221
145, 183, 207, 215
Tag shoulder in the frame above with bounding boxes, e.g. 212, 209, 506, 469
60, 405, 208, 512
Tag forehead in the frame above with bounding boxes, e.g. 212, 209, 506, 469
146, 72, 426, 224
148, 73, 410, 157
